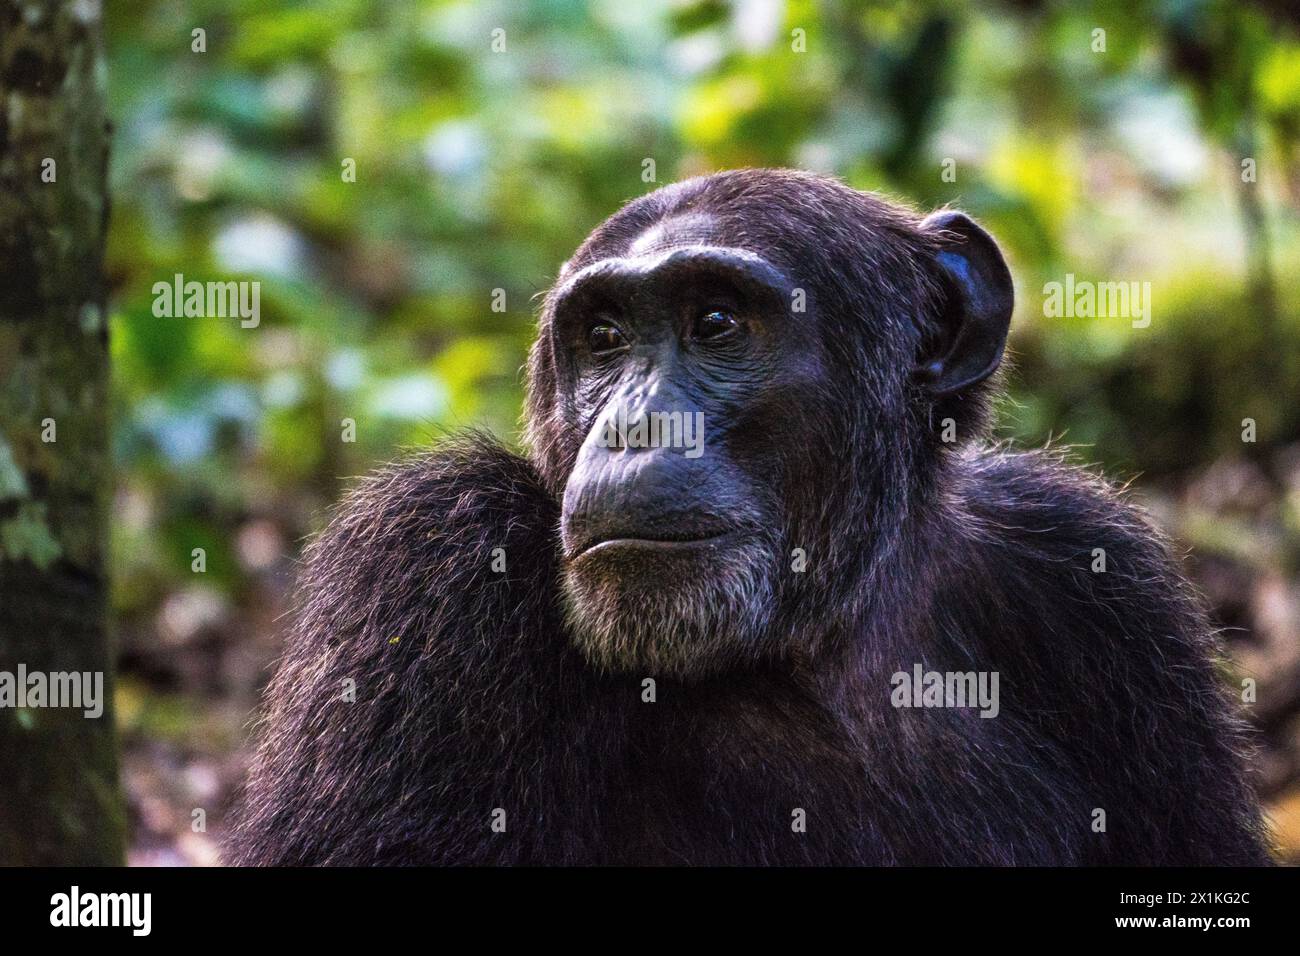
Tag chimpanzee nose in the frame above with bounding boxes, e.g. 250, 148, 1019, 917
559, 393, 722, 557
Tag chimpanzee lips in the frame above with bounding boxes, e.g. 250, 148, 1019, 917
566, 528, 734, 561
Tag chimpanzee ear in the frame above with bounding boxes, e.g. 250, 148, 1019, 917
914, 211, 1013, 396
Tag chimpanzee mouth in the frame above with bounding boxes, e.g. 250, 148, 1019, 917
569, 531, 734, 561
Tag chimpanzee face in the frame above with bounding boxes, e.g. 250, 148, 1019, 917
548, 220, 815, 676
531, 172, 1012, 678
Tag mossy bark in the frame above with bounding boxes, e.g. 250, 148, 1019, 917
0, 0, 124, 864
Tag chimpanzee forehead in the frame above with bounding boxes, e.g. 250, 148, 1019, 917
625, 213, 722, 258
550, 244, 796, 314
560, 209, 746, 282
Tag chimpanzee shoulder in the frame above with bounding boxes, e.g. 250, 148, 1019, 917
943, 446, 1270, 863
952, 445, 1205, 626
225, 434, 599, 865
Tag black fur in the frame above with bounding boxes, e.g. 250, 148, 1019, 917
227, 170, 1269, 865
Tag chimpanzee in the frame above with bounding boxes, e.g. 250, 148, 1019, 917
226, 169, 1269, 865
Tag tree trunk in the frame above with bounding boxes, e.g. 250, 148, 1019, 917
0, 0, 124, 864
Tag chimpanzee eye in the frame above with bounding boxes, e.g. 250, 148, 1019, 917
587, 323, 627, 354
693, 309, 740, 341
